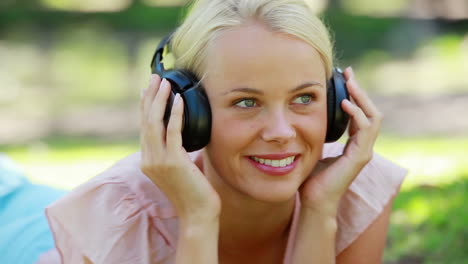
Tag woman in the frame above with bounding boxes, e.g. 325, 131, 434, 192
44, 0, 407, 263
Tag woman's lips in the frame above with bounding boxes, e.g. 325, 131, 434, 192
246, 154, 300, 176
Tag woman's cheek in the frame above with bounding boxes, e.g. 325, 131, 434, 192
211, 112, 258, 145
297, 112, 328, 144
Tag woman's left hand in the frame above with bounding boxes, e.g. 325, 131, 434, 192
299, 67, 383, 215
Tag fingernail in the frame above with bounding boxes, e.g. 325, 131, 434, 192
173, 93, 180, 104
140, 88, 147, 98
160, 78, 168, 88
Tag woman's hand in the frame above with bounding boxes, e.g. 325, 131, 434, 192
140, 74, 221, 221
299, 67, 383, 215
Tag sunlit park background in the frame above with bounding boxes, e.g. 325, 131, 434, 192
0, 0, 467, 263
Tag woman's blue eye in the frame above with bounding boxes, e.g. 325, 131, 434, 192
292, 95, 313, 105
235, 98, 257, 108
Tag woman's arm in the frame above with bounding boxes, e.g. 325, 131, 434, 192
177, 216, 220, 264
291, 207, 338, 264
336, 198, 394, 264
292, 67, 383, 263
291, 198, 393, 264
140, 75, 221, 263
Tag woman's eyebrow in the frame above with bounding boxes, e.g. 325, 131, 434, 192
289, 81, 324, 93
224, 81, 323, 95
224, 87, 264, 95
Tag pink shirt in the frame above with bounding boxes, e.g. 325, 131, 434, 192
39, 143, 407, 264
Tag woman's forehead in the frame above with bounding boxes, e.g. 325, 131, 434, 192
203, 24, 326, 89
208, 24, 318, 61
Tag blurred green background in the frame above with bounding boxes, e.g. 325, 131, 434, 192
0, 0, 467, 263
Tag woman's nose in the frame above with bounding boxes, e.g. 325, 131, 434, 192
260, 110, 296, 144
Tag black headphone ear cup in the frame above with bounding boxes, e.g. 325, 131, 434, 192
162, 70, 199, 93
161, 70, 212, 152
180, 88, 212, 152
152, 34, 212, 151
162, 90, 175, 128
326, 84, 336, 142
161, 70, 191, 128
325, 68, 350, 142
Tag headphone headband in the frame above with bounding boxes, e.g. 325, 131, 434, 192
151, 33, 173, 74
149, 32, 348, 150
150, 32, 212, 152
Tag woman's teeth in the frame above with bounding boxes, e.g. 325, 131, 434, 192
251, 156, 296, 167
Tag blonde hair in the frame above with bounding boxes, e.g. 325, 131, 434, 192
171, 0, 334, 80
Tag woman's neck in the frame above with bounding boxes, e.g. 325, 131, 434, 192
197, 152, 296, 255
218, 190, 295, 250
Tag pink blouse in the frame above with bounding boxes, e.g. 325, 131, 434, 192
39, 143, 407, 264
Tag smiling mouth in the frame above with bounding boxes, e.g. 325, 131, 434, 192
249, 156, 296, 168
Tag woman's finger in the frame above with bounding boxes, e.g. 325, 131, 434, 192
142, 78, 172, 151
342, 98, 380, 160
166, 93, 184, 150
344, 68, 382, 121
141, 75, 163, 162
148, 78, 172, 126
141, 74, 161, 121
342, 99, 371, 132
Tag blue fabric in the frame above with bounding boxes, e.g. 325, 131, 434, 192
0, 154, 27, 197
0, 155, 66, 264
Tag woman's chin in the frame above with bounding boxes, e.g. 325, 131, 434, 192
243, 182, 300, 204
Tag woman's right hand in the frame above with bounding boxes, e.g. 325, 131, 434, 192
140, 74, 221, 221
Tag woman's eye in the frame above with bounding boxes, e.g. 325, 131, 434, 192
292, 95, 313, 105
235, 98, 257, 108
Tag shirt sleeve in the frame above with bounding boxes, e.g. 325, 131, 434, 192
322, 143, 408, 254
45, 153, 178, 264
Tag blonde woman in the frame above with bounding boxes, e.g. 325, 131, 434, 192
43, 0, 407, 263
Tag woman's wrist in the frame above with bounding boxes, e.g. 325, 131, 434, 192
177, 214, 220, 264
300, 206, 338, 232
179, 217, 219, 243
300, 198, 340, 219
291, 207, 338, 264
179, 210, 220, 230
178, 202, 221, 223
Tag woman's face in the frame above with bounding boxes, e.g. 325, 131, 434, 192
202, 23, 328, 203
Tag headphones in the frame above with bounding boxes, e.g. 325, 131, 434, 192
151, 33, 349, 152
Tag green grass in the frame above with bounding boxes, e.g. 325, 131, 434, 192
385, 179, 467, 264
375, 136, 468, 189
1, 135, 467, 263
2, 136, 139, 163
0, 136, 140, 189
374, 136, 468, 264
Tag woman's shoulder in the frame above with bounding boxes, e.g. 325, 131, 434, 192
96, 152, 176, 212
50, 152, 177, 219
322, 142, 408, 254
46, 152, 179, 263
